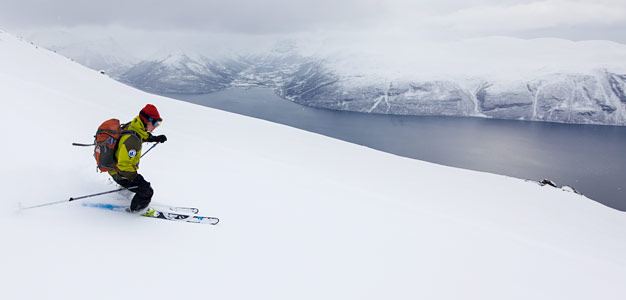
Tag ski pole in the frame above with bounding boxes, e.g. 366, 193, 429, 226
72, 142, 95, 147
19, 186, 137, 210
141, 143, 158, 158
73, 142, 158, 158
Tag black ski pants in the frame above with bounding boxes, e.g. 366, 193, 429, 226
111, 173, 153, 212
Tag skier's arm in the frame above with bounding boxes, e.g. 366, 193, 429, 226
116, 136, 142, 181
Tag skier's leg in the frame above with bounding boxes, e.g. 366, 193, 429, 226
111, 173, 133, 189
111, 173, 153, 212
128, 174, 153, 212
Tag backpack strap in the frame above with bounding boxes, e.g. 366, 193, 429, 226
119, 122, 142, 142
120, 130, 142, 141
113, 130, 142, 156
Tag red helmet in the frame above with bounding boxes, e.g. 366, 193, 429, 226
139, 104, 162, 124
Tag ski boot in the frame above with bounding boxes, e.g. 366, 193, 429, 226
141, 207, 156, 217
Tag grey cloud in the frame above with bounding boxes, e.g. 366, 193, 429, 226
2, 0, 625, 44
1, 0, 385, 34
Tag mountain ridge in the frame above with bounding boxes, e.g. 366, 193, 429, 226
28, 32, 626, 125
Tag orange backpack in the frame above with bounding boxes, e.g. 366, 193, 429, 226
94, 119, 126, 172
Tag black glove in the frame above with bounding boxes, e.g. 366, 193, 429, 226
147, 134, 167, 143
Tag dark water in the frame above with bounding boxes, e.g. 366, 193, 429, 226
161, 87, 626, 211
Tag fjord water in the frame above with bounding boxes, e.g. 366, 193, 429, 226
162, 87, 626, 211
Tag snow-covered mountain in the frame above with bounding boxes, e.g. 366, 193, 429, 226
27, 31, 626, 125
231, 39, 313, 87
119, 52, 248, 93
114, 37, 626, 125
279, 37, 626, 126
1, 29, 626, 300
281, 67, 626, 125
117, 41, 308, 93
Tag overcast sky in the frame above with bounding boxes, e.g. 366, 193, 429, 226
2, 0, 625, 55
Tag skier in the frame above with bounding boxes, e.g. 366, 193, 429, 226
109, 104, 167, 213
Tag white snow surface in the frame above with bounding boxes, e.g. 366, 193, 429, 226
1, 30, 626, 299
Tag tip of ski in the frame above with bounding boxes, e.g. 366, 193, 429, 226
153, 205, 200, 215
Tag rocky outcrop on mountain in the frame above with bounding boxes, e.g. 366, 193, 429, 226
477, 72, 626, 124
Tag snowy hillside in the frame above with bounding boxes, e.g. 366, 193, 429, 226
2, 29, 626, 300
26, 31, 137, 77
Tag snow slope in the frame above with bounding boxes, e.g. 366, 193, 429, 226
25, 30, 137, 78
1, 30, 626, 300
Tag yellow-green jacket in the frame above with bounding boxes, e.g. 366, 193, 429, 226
108, 116, 150, 181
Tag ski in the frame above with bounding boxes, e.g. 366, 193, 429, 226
143, 208, 219, 225
83, 203, 219, 225
152, 205, 199, 215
